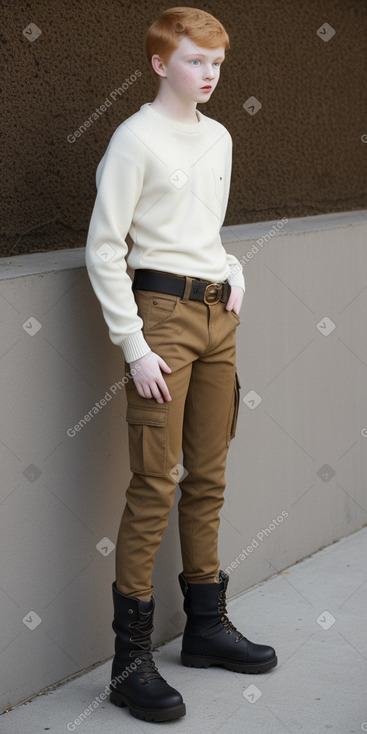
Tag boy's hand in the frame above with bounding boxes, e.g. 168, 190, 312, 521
226, 285, 244, 315
129, 351, 172, 404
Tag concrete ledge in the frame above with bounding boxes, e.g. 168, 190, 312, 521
220, 208, 367, 242
0, 247, 86, 279
1, 210, 366, 278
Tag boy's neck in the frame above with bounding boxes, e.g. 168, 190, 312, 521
150, 92, 200, 125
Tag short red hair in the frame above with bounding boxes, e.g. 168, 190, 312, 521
145, 6, 230, 70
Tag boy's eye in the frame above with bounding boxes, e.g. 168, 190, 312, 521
189, 59, 222, 67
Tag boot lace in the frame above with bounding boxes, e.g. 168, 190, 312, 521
218, 590, 244, 643
129, 614, 164, 683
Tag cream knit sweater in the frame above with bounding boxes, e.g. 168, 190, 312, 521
85, 102, 245, 362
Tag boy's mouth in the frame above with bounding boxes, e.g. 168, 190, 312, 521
201, 86, 212, 90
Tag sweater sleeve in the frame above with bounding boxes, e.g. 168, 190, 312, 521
219, 131, 245, 292
85, 150, 152, 363
226, 254, 245, 291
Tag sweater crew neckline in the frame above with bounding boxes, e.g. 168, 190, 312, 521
141, 102, 206, 134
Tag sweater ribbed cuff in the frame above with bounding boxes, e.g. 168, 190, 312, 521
227, 269, 245, 291
120, 331, 152, 363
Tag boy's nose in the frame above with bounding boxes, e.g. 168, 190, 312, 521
204, 67, 215, 80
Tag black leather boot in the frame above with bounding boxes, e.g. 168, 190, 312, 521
178, 570, 277, 673
110, 582, 186, 721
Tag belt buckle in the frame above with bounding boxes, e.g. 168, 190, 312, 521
204, 282, 222, 305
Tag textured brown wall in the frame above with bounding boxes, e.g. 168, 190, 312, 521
1, 0, 366, 255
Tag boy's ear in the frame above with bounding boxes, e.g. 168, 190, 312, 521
150, 54, 168, 78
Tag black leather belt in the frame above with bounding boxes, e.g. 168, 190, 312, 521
132, 269, 231, 305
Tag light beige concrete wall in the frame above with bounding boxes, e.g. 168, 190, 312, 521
1, 211, 366, 711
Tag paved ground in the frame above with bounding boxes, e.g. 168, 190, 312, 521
2, 526, 367, 734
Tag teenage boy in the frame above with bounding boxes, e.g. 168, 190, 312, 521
86, 6, 277, 723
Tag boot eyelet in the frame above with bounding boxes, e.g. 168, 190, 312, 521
128, 609, 133, 614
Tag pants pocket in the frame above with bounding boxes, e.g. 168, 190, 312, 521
226, 372, 241, 445
126, 404, 168, 477
145, 294, 179, 333
228, 309, 241, 326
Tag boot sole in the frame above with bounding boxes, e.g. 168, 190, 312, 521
181, 651, 278, 674
110, 690, 186, 722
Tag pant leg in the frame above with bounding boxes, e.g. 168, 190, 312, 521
115, 288, 195, 598
178, 301, 240, 583
115, 361, 191, 598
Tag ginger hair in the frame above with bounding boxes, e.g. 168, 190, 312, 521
145, 6, 230, 71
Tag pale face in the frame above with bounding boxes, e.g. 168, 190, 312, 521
152, 36, 225, 104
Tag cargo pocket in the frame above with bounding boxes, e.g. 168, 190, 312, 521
126, 404, 168, 477
226, 372, 241, 445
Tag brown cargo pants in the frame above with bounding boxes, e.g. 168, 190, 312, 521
115, 279, 241, 599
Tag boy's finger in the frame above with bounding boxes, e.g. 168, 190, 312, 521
156, 377, 172, 402
149, 382, 166, 404
150, 386, 164, 404
158, 358, 171, 373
